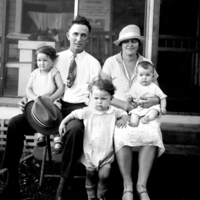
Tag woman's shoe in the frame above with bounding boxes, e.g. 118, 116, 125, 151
122, 191, 133, 200
137, 190, 149, 200
37, 136, 46, 147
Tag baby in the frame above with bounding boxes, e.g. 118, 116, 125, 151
126, 61, 167, 127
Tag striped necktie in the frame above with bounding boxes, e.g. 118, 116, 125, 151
67, 54, 77, 88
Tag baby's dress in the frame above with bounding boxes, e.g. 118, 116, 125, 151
128, 82, 167, 117
71, 106, 127, 170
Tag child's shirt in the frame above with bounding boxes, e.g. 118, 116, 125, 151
70, 106, 127, 169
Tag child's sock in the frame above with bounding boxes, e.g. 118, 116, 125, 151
97, 188, 107, 199
86, 184, 97, 199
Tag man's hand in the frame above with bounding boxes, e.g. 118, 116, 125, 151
18, 96, 28, 112
138, 96, 159, 108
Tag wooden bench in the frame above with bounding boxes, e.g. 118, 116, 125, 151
0, 106, 37, 152
0, 106, 200, 155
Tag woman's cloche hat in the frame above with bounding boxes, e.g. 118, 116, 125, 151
113, 25, 145, 46
24, 96, 63, 135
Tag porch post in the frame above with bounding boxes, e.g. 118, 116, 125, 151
0, 0, 8, 96
74, 0, 79, 17
144, 0, 154, 60
144, 0, 161, 68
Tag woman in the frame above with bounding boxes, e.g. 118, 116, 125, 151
101, 25, 165, 200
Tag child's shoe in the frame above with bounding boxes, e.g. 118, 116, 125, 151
36, 136, 46, 147
52, 142, 63, 155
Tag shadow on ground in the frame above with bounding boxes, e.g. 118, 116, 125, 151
1, 151, 200, 200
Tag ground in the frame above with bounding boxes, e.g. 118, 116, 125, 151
1, 151, 200, 200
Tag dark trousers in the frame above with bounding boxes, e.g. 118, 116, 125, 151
1, 100, 86, 182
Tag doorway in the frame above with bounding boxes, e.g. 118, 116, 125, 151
157, 0, 200, 114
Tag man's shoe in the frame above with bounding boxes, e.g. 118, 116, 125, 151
0, 183, 21, 200
0, 168, 20, 200
55, 177, 68, 200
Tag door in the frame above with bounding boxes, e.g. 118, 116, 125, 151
157, 0, 200, 114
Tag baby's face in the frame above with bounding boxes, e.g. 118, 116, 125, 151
137, 66, 154, 86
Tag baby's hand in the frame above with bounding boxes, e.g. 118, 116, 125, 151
59, 123, 66, 137
116, 115, 128, 128
161, 108, 167, 115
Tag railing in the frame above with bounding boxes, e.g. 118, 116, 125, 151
159, 35, 200, 52
85, 31, 119, 65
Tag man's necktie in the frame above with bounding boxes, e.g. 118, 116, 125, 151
67, 54, 77, 88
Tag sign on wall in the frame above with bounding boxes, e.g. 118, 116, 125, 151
79, 0, 111, 31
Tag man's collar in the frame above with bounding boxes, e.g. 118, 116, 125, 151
69, 49, 85, 60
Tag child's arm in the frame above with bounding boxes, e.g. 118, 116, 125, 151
49, 72, 64, 102
160, 98, 167, 115
25, 76, 38, 100
59, 113, 76, 137
116, 115, 129, 128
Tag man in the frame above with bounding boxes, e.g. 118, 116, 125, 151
0, 15, 101, 200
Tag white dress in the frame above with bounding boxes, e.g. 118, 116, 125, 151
71, 106, 127, 170
102, 53, 165, 156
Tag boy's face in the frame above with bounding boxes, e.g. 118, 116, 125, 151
67, 24, 90, 54
90, 86, 112, 112
137, 66, 154, 86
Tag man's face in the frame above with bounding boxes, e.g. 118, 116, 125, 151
67, 24, 90, 54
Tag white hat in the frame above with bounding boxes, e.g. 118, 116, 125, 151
113, 25, 145, 46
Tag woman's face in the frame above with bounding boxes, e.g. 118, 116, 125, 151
121, 39, 139, 56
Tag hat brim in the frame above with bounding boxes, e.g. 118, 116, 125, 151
24, 101, 63, 136
113, 36, 145, 46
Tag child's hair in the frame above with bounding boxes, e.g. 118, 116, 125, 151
88, 76, 116, 96
35, 45, 59, 61
69, 15, 92, 34
137, 61, 154, 73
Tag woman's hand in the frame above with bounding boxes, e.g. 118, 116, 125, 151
18, 96, 28, 112
138, 96, 159, 108
122, 101, 137, 112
